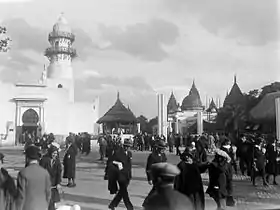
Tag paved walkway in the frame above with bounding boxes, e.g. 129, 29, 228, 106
2, 149, 280, 210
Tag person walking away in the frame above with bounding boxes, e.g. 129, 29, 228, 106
168, 133, 175, 153
175, 134, 181, 155
98, 135, 107, 160
174, 148, 208, 210
142, 140, 167, 207
206, 149, 231, 210
16, 145, 51, 210
40, 144, 62, 210
143, 162, 194, 210
63, 137, 77, 187
108, 139, 134, 210
0, 153, 17, 210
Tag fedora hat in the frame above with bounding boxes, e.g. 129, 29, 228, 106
25, 145, 40, 160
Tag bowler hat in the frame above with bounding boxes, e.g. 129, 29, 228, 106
25, 145, 40, 160
151, 162, 180, 178
123, 139, 132, 147
155, 140, 166, 149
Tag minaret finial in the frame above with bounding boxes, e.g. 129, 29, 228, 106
234, 74, 237, 84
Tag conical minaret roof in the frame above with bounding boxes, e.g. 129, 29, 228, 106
97, 92, 137, 123
181, 80, 203, 111
167, 91, 179, 114
223, 75, 244, 107
206, 98, 218, 112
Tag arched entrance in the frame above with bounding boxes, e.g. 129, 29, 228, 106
22, 108, 40, 136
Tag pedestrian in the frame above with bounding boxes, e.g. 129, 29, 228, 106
16, 145, 51, 210
98, 135, 107, 160
40, 143, 62, 210
108, 139, 134, 210
63, 136, 78, 187
143, 162, 194, 210
0, 153, 17, 210
206, 149, 231, 210
142, 140, 167, 207
174, 148, 208, 210
265, 137, 280, 185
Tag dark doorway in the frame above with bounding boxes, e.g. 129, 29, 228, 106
21, 108, 39, 138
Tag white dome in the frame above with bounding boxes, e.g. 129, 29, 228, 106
53, 13, 71, 33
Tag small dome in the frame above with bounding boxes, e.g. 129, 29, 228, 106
181, 81, 203, 111
53, 13, 71, 33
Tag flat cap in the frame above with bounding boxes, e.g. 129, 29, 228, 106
151, 162, 180, 177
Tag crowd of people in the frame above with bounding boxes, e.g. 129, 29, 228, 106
0, 130, 279, 210
100, 131, 280, 210
0, 132, 83, 210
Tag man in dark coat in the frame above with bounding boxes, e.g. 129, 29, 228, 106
144, 162, 194, 210
142, 140, 167, 207
174, 148, 208, 210
108, 139, 134, 210
265, 136, 280, 185
63, 136, 78, 187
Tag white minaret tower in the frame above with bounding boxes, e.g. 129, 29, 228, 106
44, 13, 77, 102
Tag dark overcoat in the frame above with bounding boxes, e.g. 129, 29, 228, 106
144, 185, 194, 210
146, 152, 167, 181
206, 162, 227, 199
174, 161, 207, 210
105, 147, 132, 194
265, 144, 279, 175
63, 144, 77, 179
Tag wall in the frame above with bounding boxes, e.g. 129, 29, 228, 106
44, 87, 70, 135
69, 101, 99, 134
0, 83, 16, 145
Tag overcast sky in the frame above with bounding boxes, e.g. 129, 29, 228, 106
0, 0, 279, 119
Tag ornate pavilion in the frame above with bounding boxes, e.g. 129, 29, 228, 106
97, 92, 138, 135
167, 76, 242, 134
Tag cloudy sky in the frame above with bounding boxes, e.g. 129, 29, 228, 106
0, 0, 278, 119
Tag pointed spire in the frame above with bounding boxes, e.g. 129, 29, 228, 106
234, 74, 237, 84
117, 91, 120, 100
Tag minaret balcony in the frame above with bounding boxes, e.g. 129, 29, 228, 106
48, 31, 75, 42
44, 46, 77, 57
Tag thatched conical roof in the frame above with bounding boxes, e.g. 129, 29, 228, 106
250, 91, 280, 122
97, 92, 137, 124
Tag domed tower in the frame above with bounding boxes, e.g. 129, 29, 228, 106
181, 80, 204, 111
44, 13, 77, 101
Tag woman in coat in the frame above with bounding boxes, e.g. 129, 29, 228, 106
63, 137, 78, 187
40, 143, 62, 210
206, 149, 231, 210
174, 148, 208, 210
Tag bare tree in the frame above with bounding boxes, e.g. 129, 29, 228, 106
0, 26, 11, 52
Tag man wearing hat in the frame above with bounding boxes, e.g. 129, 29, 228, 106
144, 162, 194, 210
142, 140, 167, 207
16, 145, 51, 210
107, 139, 134, 210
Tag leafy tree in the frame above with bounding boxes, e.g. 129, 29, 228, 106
136, 115, 148, 133
259, 82, 280, 99
0, 26, 11, 52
